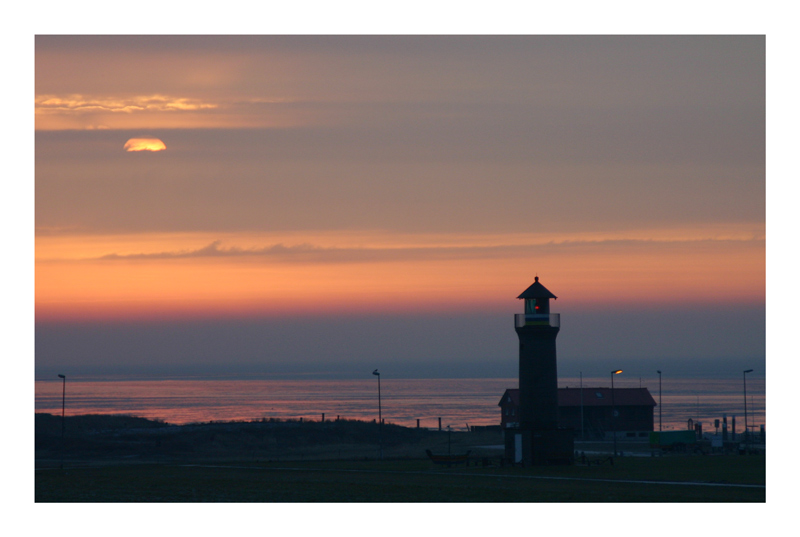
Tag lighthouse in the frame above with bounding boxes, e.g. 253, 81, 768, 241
506, 276, 574, 465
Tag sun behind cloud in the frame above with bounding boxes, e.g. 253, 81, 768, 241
124, 138, 166, 152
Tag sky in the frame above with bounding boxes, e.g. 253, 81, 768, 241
33, 35, 766, 380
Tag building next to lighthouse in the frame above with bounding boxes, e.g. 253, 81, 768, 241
499, 387, 657, 440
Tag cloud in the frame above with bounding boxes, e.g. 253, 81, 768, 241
35, 94, 226, 130
98, 240, 314, 260
97, 240, 383, 262
34, 94, 305, 131
35, 94, 218, 114
92, 235, 765, 264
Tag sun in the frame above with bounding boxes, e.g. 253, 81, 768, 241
124, 138, 166, 152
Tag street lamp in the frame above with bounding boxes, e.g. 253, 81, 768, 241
372, 369, 382, 460
580, 371, 584, 441
743, 369, 753, 450
611, 370, 622, 457
58, 374, 66, 469
657, 370, 662, 432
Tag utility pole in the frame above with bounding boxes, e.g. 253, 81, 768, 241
657, 370, 662, 432
611, 370, 622, 457
373, 369, 383, 460
580, 371, 584, 441
58, 374, 66, 469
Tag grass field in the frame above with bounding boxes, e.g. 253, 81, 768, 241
36, 456, 765, 502
35, 414, 765, 502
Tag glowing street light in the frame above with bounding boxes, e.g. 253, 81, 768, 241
611, 370, 622, 457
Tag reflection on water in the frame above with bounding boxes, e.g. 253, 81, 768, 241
35, 376, 765, 432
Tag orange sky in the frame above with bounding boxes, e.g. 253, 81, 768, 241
33, 36, 765, 378
35, 227, 764, 322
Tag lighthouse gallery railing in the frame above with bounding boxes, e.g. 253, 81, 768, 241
514, 313, 560, 328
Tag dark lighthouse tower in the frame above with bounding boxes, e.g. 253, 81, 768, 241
506, 276, 574, 465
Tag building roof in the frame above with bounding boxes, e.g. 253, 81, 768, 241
500, 388, 519, 406
516, 276, 557, 300
499, 388, 656, 407
560, 387, 656, 407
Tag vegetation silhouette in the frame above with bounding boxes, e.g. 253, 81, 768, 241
35, 413, 481, 463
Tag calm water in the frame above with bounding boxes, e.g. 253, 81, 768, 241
34, 376, 766, 433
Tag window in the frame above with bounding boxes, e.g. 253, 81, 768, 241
525, 299, 536, 314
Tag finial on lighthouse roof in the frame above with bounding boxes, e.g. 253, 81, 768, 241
517, 276, 557, 300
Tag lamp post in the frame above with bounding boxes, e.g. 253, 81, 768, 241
58, 374, 66, 469
743, 369, 753, 450
657, 370, 662, 432
373, 369, 382, 460
580, 371, 584, 441
611, 370, 622, 457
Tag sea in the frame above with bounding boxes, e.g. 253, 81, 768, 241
34, 376, 766, 435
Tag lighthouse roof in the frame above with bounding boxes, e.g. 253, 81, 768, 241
516, 277, 557, 300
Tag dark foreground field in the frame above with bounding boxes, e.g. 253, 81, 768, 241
37, 457, 765, 502
35, 414, 765, 502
